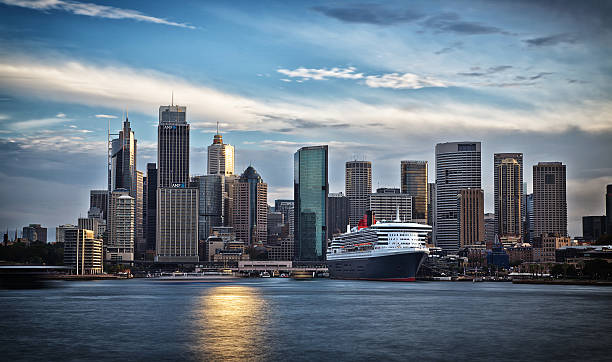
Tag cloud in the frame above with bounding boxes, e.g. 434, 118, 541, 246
95, 114, 118, 119
365, 73, 447, 89
0, 0, 195, 29
458, 65, 513, 77
9, 116, 71, 130
312, 4, 423, 25
523, 33, 577, 46
434, 42, 463, 55
277, 66, 364, 80
55, 112, 66, 118
515, 72, 553, 81
423, 13, 512, 35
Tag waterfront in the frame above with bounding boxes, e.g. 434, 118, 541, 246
1, 279, 612, 361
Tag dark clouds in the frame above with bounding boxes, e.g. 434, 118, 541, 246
312, 4, 423, 25
523, 33, 578, 46
423, 13, 512, 35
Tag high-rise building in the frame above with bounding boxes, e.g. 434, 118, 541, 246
90, 190, 108, 221
78, 217, 101, 238
233, 166, 267, 245
607, 185, 612, 235
435, 142, 481, 253
56, 224, 77, 244
110, 116, 137, 195
207, 125, 235, 176
493, 153, 523, 238
345, 160, 372, 228
192, 174, 225, 241
107, 190, 134, 262
156, 187, 199, 262
275, 199, 295, 240
22, 224, 47, 243
267, 210, 284, 241
496, 157, 522, 239
484, 213, 495, 246
294, 146, 328, 262
157, 105, 189, 188
223, 175, 239, 227
328, 192, 350, 237
401, 160, 428, 222
533, 162, 567, 237
63, 229, 103, 275
457, 189, 485, 246
525, 194, 534, 242
582, 216, 607, 242
370, 188, 412, 222
145, 163, 157, 252
134, 170, 144, 258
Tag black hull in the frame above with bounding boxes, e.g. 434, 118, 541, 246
327, 252, 427, 281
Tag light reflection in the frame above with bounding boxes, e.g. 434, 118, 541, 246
193, 286, 269, 361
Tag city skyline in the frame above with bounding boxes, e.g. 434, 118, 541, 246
0, 1, 611, 237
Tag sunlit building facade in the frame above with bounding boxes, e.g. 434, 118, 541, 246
401, 160, 428, 223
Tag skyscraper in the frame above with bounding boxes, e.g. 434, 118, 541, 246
345, 160, 372, 228
294, 146, 328, 262
233, 166, 267, 245
22, 224, 47, 243
207, 124, 235, 176
533, 162, 567, 237
134, 170, 144, 258
496, 158, 522, 239
582, 216, 607, 242
275, 199, 295, 240
457, 188, 485, 246
607, 185, 612, 235
90, 190, 108, 221
192, 174, 225, 241
494, 153, 523, 238
525, 193, 534, 242
435, 142, 481, 253
145, 163, 157, 252
107, 189, 134, 262
370, 188, 412, 222
157, 105, 189, 188
110, 116, 137, 195
400, 160, 428, 222
327, 192, 350, 237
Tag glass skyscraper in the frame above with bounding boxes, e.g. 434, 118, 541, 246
294, 146, 328, 262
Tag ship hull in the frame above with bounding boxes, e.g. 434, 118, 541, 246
327, 251, 427, 281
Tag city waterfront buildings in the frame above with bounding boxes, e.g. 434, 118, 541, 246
207, 126, 235, 176
369, 188, 412, 222
435, 142, 482, 254
345, 160, 372, 228
275, 199, 294, 240
400, 160, 428, 223
484, 213, 495, 246
107, 189, 134, 262
233, 166, 268, 245
533, 162, 567, 237
156, 187, 199, 262
90, 190, 108, 221
457, 188, 485, 246
532, 233, 571, 263
327, 192, 350, 237
192, 174, 225, 241
63, 229, 103, 275
110, 116, 137, 196
145, 163, 157, 252
22, 224, 47, 243
294, 145, 328, 262
157, 105, 189, 188
494, 153, 523, 238
56, 224, 77, 244
582, 216, 607, 242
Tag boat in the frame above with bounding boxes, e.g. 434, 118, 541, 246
260, 271, 271, 278
326, 211, 431, 281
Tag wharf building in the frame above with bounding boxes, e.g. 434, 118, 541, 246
63, 229, 103, 275
533, 162, 567, 238
457, 188, 485, 247
156, 104, 199, 262
22, 224, 47, 243
493, 153, 523, 239
496, 157, 523, 240
369, 188, 412, 222
107, 189, 134, 262
90, 190, 108, 222
207, 124, 235, 176
294, 145, 328, 262
233, 166, 267, 246
345, 160, 372, 228
192, 174, 225, 241
401, 160, 428, 223
327, 192, 350, 237
435, 142, 481, 254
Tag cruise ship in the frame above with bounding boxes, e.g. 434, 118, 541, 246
327, 212, 431, 281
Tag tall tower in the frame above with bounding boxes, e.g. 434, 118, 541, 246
295, 146, 328, 262
494, 153, 523, 238
457, 188, 485, 246
435, 142, 481, 253
145, 163, 157, 252
496, 158, 522, 239
345, 160, 372, 228
533, 162, 567, 237
401, 160, 428, 223
110, 116, 137, 194
192, 174, 225, 241
233, 166, 268, 245
107, 189, 134, 262
327, 192, 350, 237
157, 105, 189, 188
207, 123, 235, 176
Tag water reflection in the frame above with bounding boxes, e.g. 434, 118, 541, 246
193, 285, 269, 361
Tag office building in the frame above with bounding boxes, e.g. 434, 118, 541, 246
532, 233, 571, 263
156, 187, 199, 262
267, 239, 295, 261
275, 199, 294, 240
457, 189, 485, 246
533, 162, 567, 237
401, 160, 428, 222
582, 216, 607, 242
207, 125, 235, 176
328, 192, 350, 237
56, 224, 77, 243
370, 188, 412, 222
294, 146, 328, 262
484, 213, 495, 246
78, 217, 103, 238
134, 170, 144, 258
192, 174, 225, 241
496, 157, 522, 239
145, 163, 157, 251
494, 153, 523, 238
345, 160, 372, 228
435, 142, 481, 253
107, 189, 134, 262
90, 190, 108, 221
110, 116, 137, 195
525, 194, 534, 242
157, 105, 189, 188
223, 174, 239, 227
233, 166, 268, 245
607, 185, 612, 235
63, 229, 103, 275
267, 211, 284, 240
22, 224, 47, 243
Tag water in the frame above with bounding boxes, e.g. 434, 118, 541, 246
1, 279, 611, 361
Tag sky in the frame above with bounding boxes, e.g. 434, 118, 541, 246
0, 0, 611, 240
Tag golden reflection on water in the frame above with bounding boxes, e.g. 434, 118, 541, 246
193, 286, 269, 361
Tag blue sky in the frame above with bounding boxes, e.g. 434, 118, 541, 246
0, 0, 611, 239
